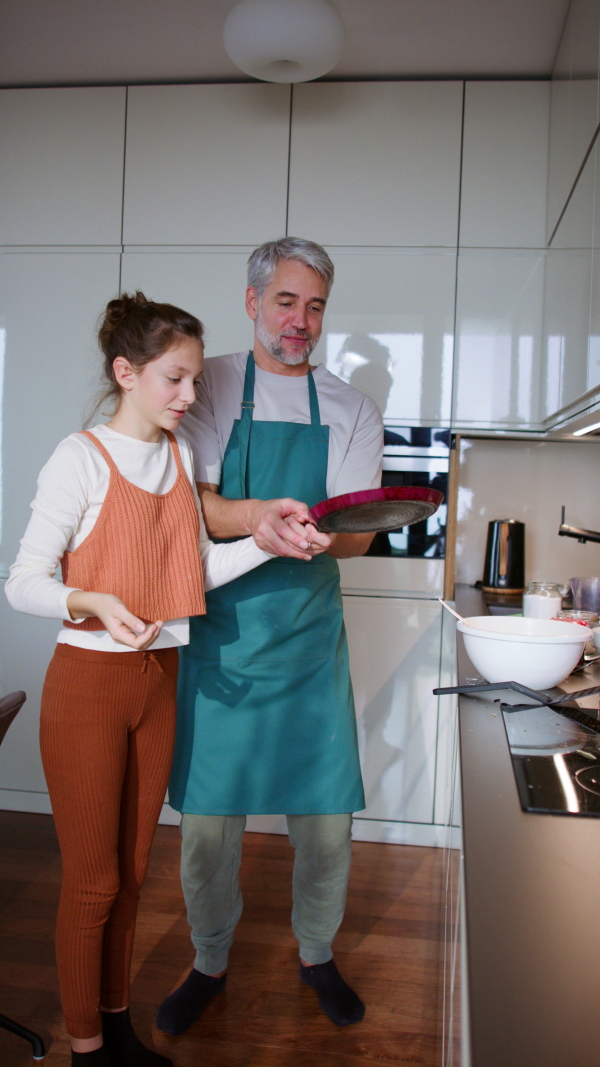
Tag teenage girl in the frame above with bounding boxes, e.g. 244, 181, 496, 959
5, 293, 273, 1067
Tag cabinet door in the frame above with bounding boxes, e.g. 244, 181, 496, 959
453, 250, 545, 429
0, 88, 126, 245
321, 250, 456, 424
288, 82, 463, 247
547, 0, 600, 240
543, 142, 596, 421
460, 82, 550, 249
0, 252, 120, 809
120, 251, 253, 358
343, 595, 441, 825
123, 85, 290, 245
588, 145, 600, 394
0, 253, 121, 574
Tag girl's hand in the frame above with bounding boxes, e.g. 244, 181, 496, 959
283, 516, 334, 556
66, 591, 164, 650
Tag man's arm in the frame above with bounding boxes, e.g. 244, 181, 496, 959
198, 483, 333, 560
324, 392, 383, 560
327, 531, 375, 558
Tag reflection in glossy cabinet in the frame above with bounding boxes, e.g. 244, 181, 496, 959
0, 88, 126, 246
123, 85, 290, 246
453, 251, 545, 429
288, 82, 463, 247
120, 251, 253, 358
321, 250, 456, 425
460, 82, 550, 249
343, 595, 441, 829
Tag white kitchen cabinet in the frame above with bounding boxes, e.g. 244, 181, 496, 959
122, 85, 290, 246
0, 88, 126, 246
453, 250, 545, 430
460, 82, 550, 249
343, 595, 442, 832
0, 252, 121, 575
120, 251, 254, 358
546, 0, 600, 240
434, 610, 459, 829
322, 249, 456, 424
0, 251, 120, 813
543, 141, 596, 422
288, 82, 463, 247
543, 250, 593, 419
587, 145, 600, 394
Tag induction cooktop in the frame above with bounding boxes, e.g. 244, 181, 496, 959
502, 701, 600, 817
433, 679, 600, 817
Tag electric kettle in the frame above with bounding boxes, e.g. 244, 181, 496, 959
482, 519, 526, 594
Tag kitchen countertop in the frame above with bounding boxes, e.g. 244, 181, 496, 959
455, 583, 600, 1067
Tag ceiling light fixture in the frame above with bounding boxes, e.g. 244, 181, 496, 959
223, 0, 345, 84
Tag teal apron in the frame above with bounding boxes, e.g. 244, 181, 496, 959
169, 352, 365, 815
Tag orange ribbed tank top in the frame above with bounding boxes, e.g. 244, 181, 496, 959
61, 430, 206, 631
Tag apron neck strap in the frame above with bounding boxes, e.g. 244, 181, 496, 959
307, 366, 321, 426
236, 351, 322, 497
236, 352, 255, 496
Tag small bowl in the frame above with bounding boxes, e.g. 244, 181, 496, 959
592, 627, 600, 653
457, 615, 588, 690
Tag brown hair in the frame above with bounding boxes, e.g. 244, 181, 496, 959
88, 291, 204, 422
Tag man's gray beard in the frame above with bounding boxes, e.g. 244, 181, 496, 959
255, 316, 317, 366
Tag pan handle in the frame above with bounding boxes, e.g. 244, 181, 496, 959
433, 681, 552, 704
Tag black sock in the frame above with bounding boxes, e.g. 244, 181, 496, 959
300, 959, 365, 1026
101, 1008, 172, 1067
155, 968, 227, 1035
71, 1049, 111, 1066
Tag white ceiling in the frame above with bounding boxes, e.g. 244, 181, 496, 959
0, 0, 571, 88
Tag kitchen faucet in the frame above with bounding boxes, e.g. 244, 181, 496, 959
558, 505, 600, 545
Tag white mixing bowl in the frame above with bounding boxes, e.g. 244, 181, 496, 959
457, 616, 588, 689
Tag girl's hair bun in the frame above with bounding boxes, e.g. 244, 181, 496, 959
100, 291, 149, 334
88, 292, 204, 422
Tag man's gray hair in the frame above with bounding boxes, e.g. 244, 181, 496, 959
247, 237, 334, 298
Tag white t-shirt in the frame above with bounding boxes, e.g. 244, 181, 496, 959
5, 424, 272, 652
182, 352, 384, 497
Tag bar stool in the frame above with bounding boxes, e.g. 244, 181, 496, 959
0, 691, 46, 1060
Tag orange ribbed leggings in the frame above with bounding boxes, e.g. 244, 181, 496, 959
39, 642, 179, 1040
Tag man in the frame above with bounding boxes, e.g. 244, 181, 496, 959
156, 237, 383, 1035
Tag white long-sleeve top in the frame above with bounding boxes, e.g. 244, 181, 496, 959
5, 424, 273, 652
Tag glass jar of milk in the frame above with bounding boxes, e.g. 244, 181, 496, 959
522, 582, 563, 618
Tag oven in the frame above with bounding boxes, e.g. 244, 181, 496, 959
338, 426, 449, 597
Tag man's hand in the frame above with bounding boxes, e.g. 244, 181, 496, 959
66, 591, 163, 650
248, 499, 333, 559
285, 516, 375, 559
198, 484, 333, 561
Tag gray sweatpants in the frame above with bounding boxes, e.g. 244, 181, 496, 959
180, 812, 353, 974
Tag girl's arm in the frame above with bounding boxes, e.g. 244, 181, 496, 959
66, 590, 163, 650
177, 435, 276, 588
198, 497, 276, 590
5, 437, 158, 649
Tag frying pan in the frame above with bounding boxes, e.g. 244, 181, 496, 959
309, 486, 444, 534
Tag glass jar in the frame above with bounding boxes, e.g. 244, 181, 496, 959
522, 582, 563, 619
553, 609, 600, 658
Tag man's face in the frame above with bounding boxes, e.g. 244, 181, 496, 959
246, 259, 328, 368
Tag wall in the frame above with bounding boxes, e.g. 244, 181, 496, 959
455, 436, 600, 587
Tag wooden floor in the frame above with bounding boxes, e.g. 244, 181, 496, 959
0, 812, 445, 1066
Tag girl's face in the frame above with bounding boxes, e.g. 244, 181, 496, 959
115, 337, 204, 441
